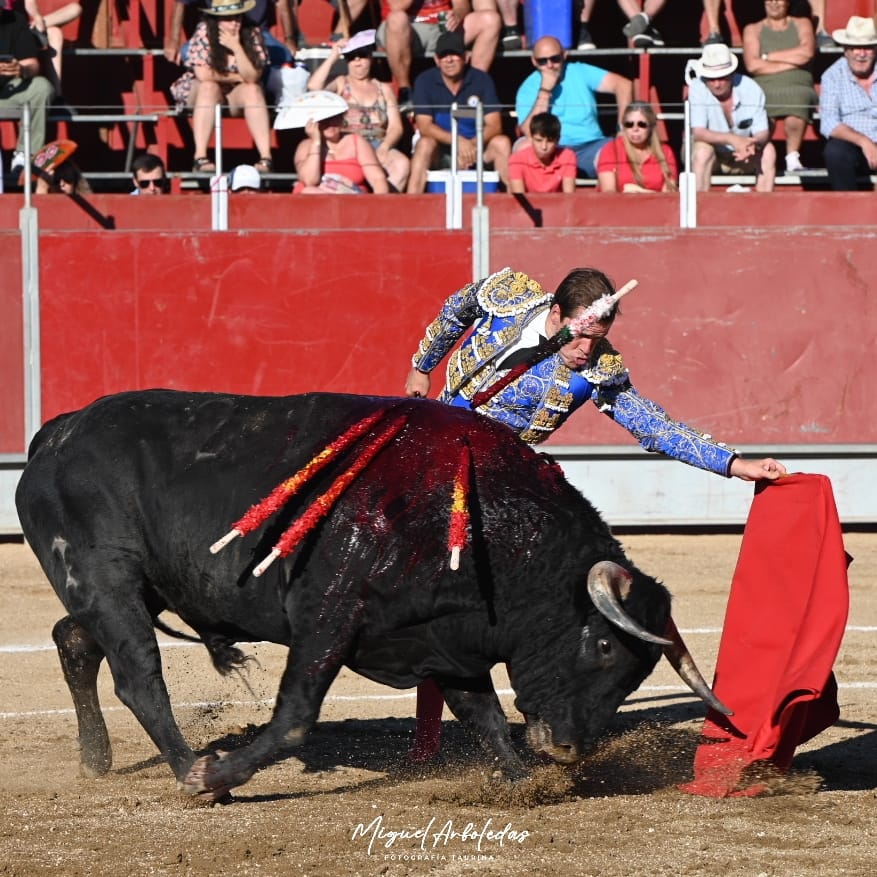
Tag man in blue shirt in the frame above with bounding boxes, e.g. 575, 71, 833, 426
818, 15, 877, 191
407, 29, 510, 193
515, 35, 632, 178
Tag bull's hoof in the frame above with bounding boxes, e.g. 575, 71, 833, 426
79, 747, 112, 778
181, 752, 237, 802
79, 761, 111, 779
491, 759, 528, 783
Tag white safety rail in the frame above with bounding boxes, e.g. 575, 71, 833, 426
423, 99, 492, 280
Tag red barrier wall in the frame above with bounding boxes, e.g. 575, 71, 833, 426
1, 241, 23, 451
2, 191, 876, 232
2, 204, 875, 455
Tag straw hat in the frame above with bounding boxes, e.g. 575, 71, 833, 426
692, 43, 739, 78
273, 90, 349, 130
832, 16, 877, 47
203, 0, 257, 17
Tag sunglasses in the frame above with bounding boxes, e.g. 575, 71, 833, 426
136, 177, 166, 189
534, 53, 563, 66
623, 120, 650, 129
345, 49, 373, 60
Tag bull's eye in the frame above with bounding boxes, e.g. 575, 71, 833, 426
597, 638, 612, 655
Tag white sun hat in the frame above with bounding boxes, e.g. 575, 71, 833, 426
832, 15, 877, 47
341, 29, 376, 55
273, 90, 349, 131
693, 43, 739, 78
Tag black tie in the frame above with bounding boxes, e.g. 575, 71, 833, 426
498, 334, 548, 371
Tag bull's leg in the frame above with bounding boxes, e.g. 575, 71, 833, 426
440, 677, 527, 779
91, 607, 200, 782
52, 615, 112, 777
43, 537, 200, 783
182, 645, 344, 801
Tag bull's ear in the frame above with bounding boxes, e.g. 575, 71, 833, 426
586, 561, 671, 646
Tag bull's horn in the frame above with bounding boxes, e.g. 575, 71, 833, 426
662, 618, 733, 716
586, 561, 672, 646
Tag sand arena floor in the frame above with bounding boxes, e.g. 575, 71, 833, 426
1, 533, 876, 877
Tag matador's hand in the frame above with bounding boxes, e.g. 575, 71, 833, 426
405, 368, 430, 399
730, 456, 787, 482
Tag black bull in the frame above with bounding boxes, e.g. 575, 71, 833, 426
15, 389, 726, 801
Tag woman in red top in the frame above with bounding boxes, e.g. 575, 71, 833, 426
597, 101, 678, 193
293, 105, 390, 194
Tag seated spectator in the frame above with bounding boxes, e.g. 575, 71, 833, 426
229, 162, 262, 190
515, 35, 632, 179
688, 43, 776, 192
810, 0, 836, 50
307, 29, 410, 191
701, 0, 726, 46
130, 153, 170, 195
377, 0, 501, 110
407, 30, 510, 193
0, 7, 55, 176
30, 135, 82, 193
702, 0, 834, 49
597, 100, 677, 192
169, 0, 274, 174
495, 0, 522, 50
35, 156, 88, 193
818, 16, 877, 191
165, 0, 299, 68
577, 0, 666, 51
12, 0, 81, 93
291, 90, 390, 193
508, 111, 576, 193
742, 0, 817, 174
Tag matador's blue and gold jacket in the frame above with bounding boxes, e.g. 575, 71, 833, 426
411, 267, 737, 476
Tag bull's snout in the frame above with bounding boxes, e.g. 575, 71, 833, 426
543, 740, 581, 764
525, 718, 584, 765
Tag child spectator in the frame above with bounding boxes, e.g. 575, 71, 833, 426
508, 112, 577, 193
597, 100, 677, 192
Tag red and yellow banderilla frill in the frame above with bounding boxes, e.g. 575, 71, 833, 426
209, 409, 386, 555
447, 443, 471, 571
251, 414, 408, 577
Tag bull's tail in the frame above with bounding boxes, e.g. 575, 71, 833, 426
153, 618, 254, 678
153, 617, 202, 644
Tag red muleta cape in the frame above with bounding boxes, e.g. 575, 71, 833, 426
679, 472, 850, 798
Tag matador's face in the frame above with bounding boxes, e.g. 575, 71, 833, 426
548, 305, 612, 371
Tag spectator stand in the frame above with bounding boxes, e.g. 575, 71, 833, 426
2, 0, 876, 192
